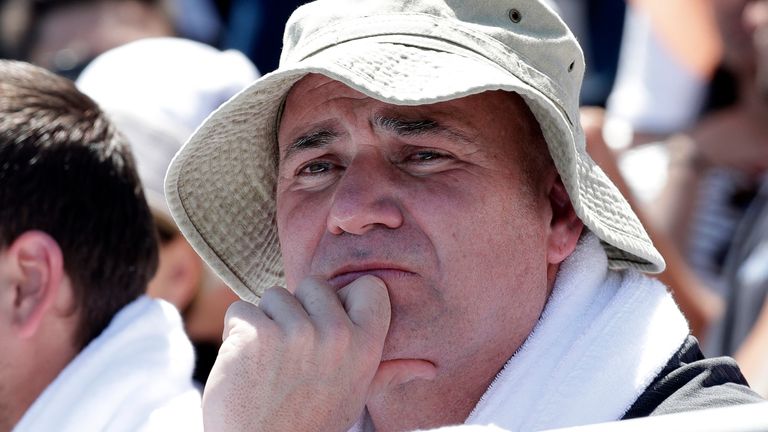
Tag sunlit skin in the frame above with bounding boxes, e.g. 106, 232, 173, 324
274, 74, 582, 429
0, 232, 79, 431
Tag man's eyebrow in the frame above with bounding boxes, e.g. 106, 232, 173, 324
373, 115, 473, 143
282, 128, 339, 162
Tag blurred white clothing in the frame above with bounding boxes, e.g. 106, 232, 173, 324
607, 5, 707, 138
13, 296, 202, 432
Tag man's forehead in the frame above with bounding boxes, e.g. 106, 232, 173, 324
285, 73, 352, 101
281, 73, 539, 134
283, 74, 454, 118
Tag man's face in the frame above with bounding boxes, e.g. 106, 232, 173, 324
276, 74, 554, 379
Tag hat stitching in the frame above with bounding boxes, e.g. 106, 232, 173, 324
170, 151, 254, 295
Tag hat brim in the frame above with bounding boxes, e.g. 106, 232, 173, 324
166, 39, 664, 303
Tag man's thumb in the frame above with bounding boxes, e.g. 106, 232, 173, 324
338, 275, 391, 338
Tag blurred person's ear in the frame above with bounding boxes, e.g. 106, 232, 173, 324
148, 234, 203, 311
0, 231, 65, 339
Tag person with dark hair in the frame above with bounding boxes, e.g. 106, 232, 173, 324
0, 60, 202, 431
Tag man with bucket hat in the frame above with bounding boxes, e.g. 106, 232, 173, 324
165, 0, 763, 430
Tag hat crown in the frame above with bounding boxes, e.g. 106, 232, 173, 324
281, 0, 584, 122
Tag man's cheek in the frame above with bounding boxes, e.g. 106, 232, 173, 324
279, 223, 318, 285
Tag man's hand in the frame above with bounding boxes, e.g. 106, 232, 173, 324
201, 275, 435, 432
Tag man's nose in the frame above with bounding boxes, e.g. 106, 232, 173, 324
326, 157, 404, 235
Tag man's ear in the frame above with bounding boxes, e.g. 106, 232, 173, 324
546, 175, 584, 264
5, 231, 65, 339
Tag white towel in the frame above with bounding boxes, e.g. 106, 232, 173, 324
352, 233, 689, 431
464, 233, 689, 431
13, 296, 203, 432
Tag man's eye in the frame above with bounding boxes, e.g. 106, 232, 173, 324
298, 161, 335, 176
408, 150, 451, 163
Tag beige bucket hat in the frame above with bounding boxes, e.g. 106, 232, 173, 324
166, 0, 665, 303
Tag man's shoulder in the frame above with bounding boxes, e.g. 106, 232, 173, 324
622, 335, 764, 419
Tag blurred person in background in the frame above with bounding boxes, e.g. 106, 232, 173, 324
0, 0, 293, 77
651, 0, 768, 303
653, 0, 768, 351
75, 37, 259, 386
0, 0, 175, 79
0, 60, 201, 431
601, 0, 723, 228
697, 0, 768, 396
602, 0, 759, 291
562, 0, 726, 341
589, 0, 768, 394
606, 0, 722, 147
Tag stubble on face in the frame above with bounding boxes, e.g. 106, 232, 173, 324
275, 74, 554, 375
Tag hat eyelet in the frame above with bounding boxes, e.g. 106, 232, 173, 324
508, 8, 522, 23
568, 61, 575, 72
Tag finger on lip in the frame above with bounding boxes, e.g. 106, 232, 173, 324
329, 269, 413, 290
354, 273, 387, 289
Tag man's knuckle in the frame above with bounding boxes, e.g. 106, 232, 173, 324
261, 286, 288, 305
287, 318, 317, 341
224, 300, 251, 321
321, 320, 355, 352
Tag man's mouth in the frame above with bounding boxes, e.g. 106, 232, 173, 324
328, 264, 417, 289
